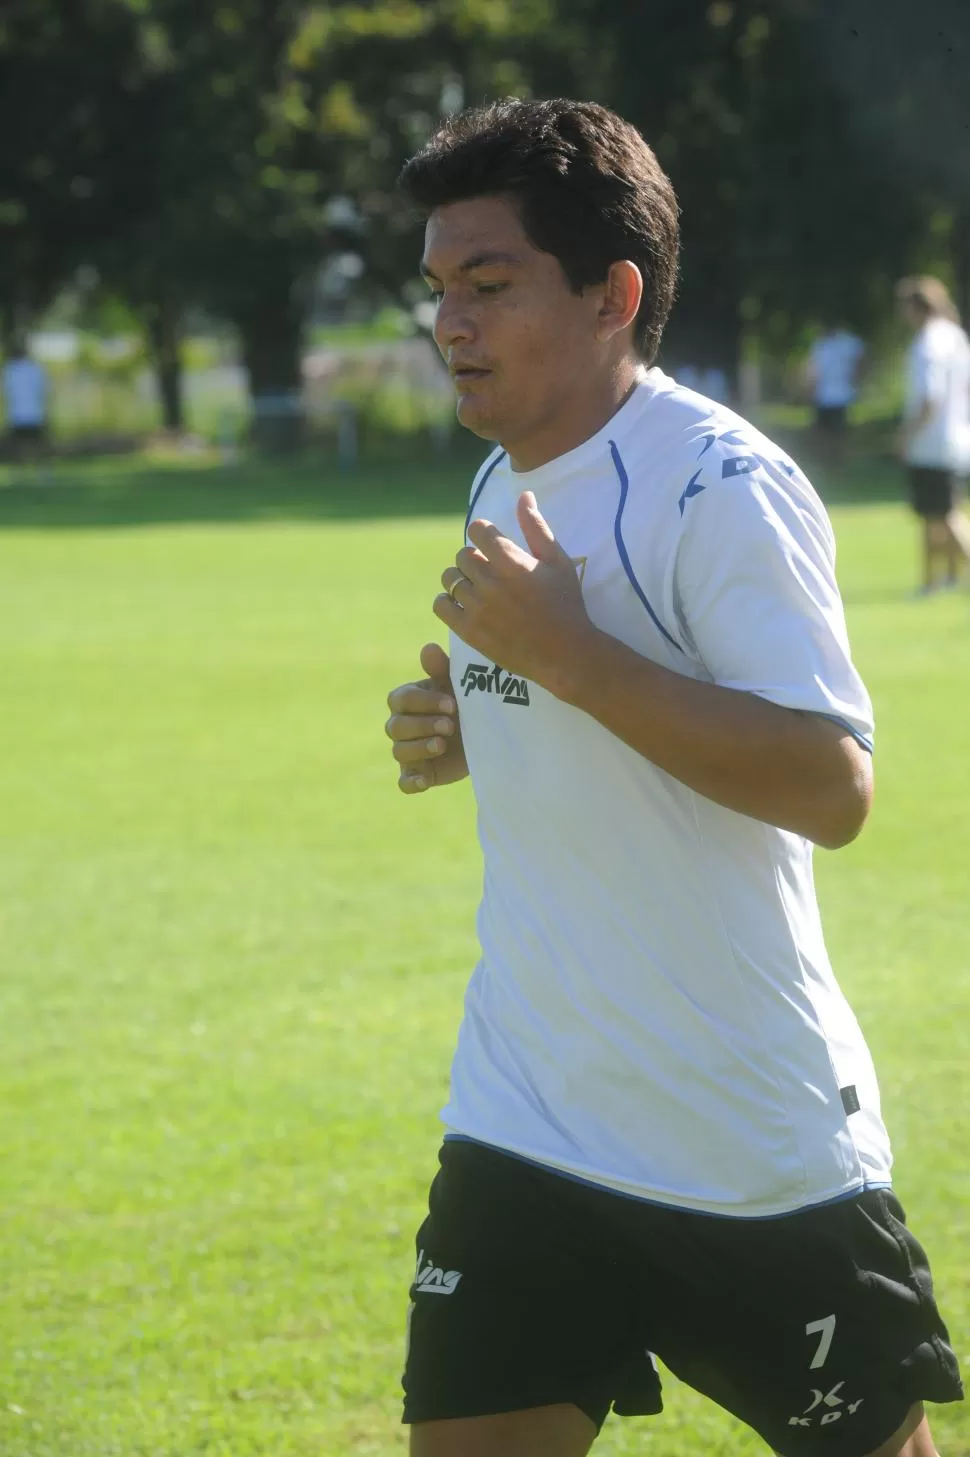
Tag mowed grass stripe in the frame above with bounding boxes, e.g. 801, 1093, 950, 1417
0, 460, 966, 1456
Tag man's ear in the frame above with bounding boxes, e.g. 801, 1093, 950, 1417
595, 260, 643, 343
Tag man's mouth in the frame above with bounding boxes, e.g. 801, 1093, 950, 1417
451, 364, 491, 385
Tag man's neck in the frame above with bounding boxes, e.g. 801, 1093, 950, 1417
504, 359, 643, 472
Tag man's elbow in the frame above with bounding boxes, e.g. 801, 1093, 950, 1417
813, 747, 873, 850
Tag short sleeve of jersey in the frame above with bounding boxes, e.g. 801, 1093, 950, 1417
673, 454, 874, 750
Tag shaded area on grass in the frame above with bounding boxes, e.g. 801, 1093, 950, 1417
0, 453, 471, 533
0, 428, 907, 533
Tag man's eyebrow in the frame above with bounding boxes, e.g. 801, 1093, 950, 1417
419, 250, 523, 279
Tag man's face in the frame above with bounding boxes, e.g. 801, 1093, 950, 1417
421, 195, 604, 449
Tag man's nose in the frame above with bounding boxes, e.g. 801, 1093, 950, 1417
433, 293, 475, 353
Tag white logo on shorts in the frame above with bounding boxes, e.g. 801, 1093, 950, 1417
414, 1249, 462, 1296
788, 1383, 865, 1428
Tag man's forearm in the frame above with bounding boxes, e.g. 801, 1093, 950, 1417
548, 627, 872, 849
902, 398, 935, 447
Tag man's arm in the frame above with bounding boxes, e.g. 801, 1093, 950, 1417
551, 628, 871, 849
900, 339, 941, 454
435, 488, 872, 848
385, 641, 467, 794
899, 397, 935, 455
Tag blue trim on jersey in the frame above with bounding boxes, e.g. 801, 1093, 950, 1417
819, 714, 874, 755
609, 440, 684, 654
464, 450, 506, 539
443, 1134, 891, 1220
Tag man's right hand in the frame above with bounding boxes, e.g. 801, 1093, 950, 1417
385, 642, 468, 794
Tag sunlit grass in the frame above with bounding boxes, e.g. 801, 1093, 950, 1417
0, 452, 966, 1455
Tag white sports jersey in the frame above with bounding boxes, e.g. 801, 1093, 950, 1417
904, 318, 970, 471
809, 331, 864, 408
443, 369, 892, 1218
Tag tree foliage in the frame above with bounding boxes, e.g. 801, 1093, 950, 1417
1, 0, 967, 429
0, 1, 153, 339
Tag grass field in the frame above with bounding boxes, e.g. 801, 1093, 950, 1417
0, 446, 967, 1456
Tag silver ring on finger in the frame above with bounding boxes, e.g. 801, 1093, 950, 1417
447, 572, 468, 603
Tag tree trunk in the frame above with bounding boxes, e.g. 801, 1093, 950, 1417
147, 300, 184, 433
238, 296, 305, 452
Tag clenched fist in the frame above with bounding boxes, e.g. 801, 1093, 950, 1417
384, 641, 468, 794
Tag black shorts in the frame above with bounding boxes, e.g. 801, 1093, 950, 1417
403, 1141, 962, 1456
815, 405, 847, 432
9, 423, 46, 441
907, 465, 960, 519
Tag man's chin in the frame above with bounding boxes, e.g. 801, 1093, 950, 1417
455, 396, 501, 440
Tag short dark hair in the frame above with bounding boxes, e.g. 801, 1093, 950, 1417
399, 98, 680, 365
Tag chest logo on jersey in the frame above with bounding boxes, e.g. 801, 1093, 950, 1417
459, 661, 530, 706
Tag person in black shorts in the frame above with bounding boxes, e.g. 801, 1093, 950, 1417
806, 325, 864, 468
406, 1144, 958, 1457
896, 277, 970, 594
385, 101, 963, 1457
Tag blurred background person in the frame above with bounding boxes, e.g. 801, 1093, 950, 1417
699, 364, 729, 403
805, 319, 865, 465
677, 363, 702, 393
674, 364, 729, 403
2, 339, 50, 480
896, 276, 970, 595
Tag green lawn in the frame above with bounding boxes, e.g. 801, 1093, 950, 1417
0, 448, 967, 1456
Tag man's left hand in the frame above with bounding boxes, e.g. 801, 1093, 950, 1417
433, 490, 593, 691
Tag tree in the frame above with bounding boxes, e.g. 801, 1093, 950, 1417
812, 0, 970, 319
539, 0, 933, 388
77, 1, 549, 444
0, 1, 154, 344
12, 0, 959, 447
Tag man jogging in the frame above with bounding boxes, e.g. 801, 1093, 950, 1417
384, 99, 962, 1457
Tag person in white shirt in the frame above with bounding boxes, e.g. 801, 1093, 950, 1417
385, 99, 962, 1457
895, 277, 970, 593
677, 364, 730, 404
2, 340, 49, 468
676, 362, 701, 392
805, 324, 865, 465
701, 363, 729, 402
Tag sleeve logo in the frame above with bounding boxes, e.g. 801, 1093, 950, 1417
678, 426, 802, 516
